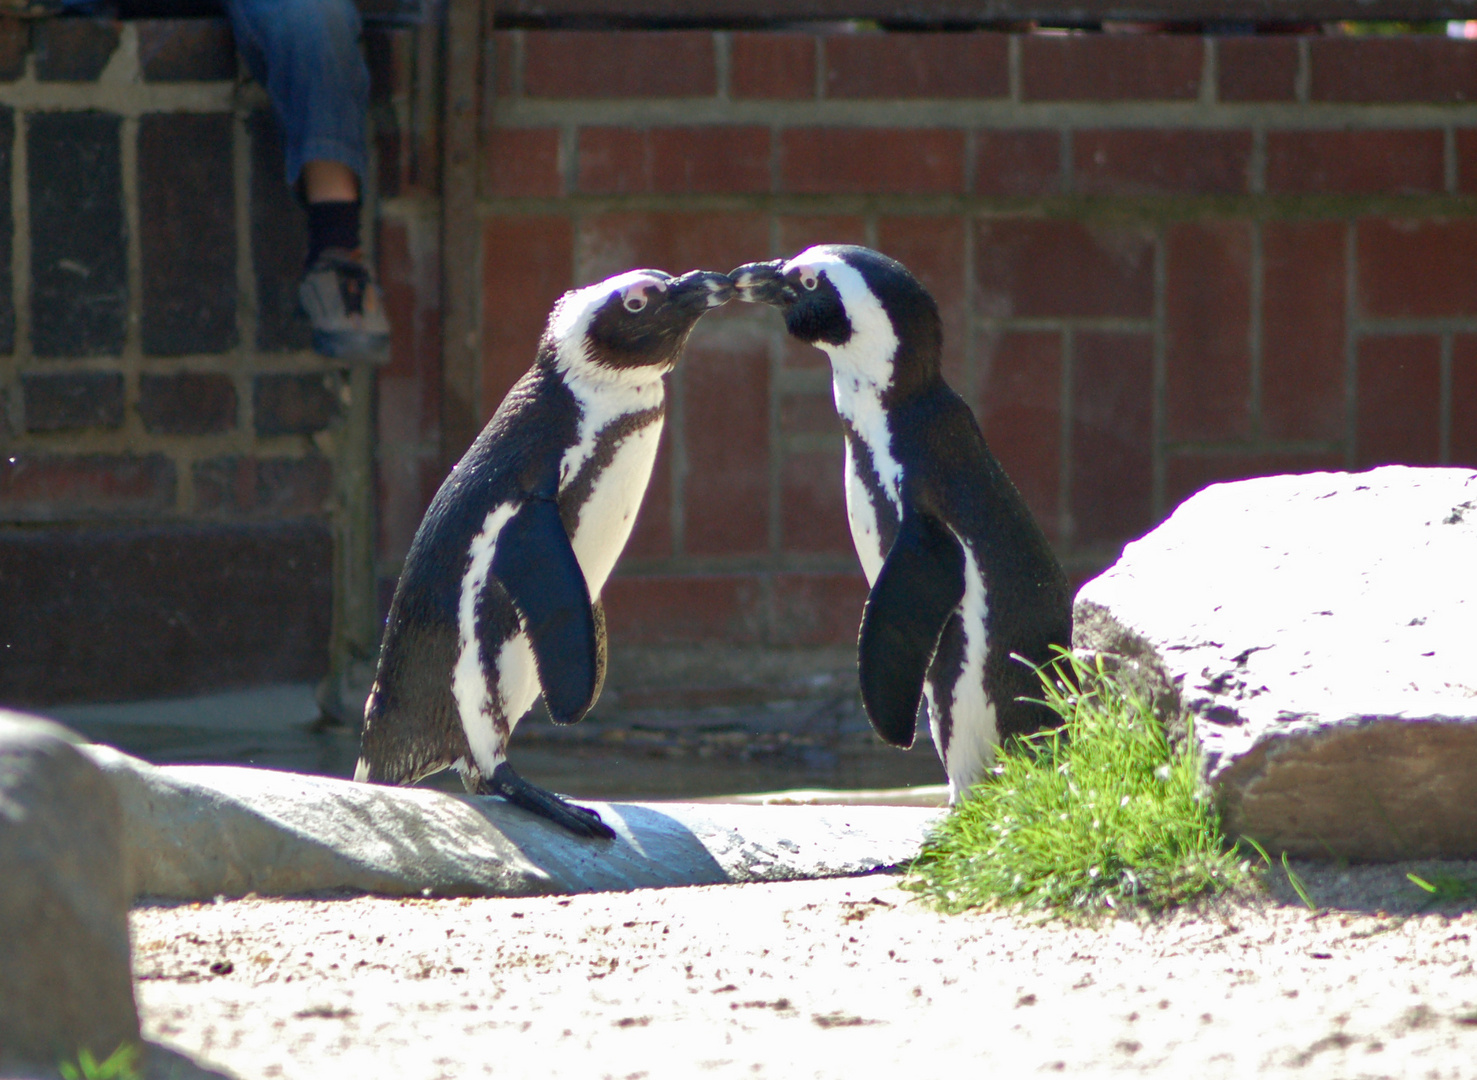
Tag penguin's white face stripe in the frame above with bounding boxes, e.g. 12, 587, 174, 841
938, 539, 997, 804
548, 270, 672, 376
795, 248, 903, 513
453, 502, 520, 773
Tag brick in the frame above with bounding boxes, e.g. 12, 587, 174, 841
376, 217, 441, 436
482, 215, 572, 416
0, 107, 13, 354
1074, 129, 1251, 196
1453, 335, 1477, 467
1216, 36, 1298, 102
1165, 221, 1252, 442
482, 127, 562, 199
601, 573, 764, 646
1310, 37, 1477, 103
33, 18, 118, 82
0, 454, 175, 522
576, 210, 768, 286
253, 373, 341, 436
975, 219, 1155, 320
377, 453, 444, 565
977, 330, 1061, 539
194, 455, 334, 518
780, 449, 851, 556
1163, 450, 1346, 512
823, 32, 1008, 99
1070, 332, 1154, 547
578, 127, 770, 196
0, 20, 27, 82
731, 32, 815, 100
769, 572, 868, 647
29, 112, 126, 358
248, 110, 311, 352
1021, 34, 1203, 101
136, 19, 235, 81
1358, 218, 1477, 319
1355, 336, 1441, 468
1265, 130, 1444, 196
780, 128, 965, 195
0, 522, 331, 705
21, 372, 124, 432
974, 130, 1061, 197
523, 31, 715, 98
620, 426, 673, 562
139, 113, 237, 356
1453, 129, 1477, 194
137, 373, 237, 435
681, 308, 771, 557
876, 216, 968, 386
1263, 220, 1345, 442
779, 392, 840, 436
778, 215, 869, 254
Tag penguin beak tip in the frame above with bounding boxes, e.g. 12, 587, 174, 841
670, 270, 736, 310
728, 261, 788, 306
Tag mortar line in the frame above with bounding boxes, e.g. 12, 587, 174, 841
1199, 38, 1216, 107
714, 31, 731, 104
233, 93, 259, 453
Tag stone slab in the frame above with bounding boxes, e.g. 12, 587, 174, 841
81, 746, 941, 901
0, 713, 138, 1072
1074, 466, 1477, 861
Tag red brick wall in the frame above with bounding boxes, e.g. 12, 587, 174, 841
372, 27, 1477, 679
375, 27, 1477, 676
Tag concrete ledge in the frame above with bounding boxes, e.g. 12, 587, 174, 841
82, 746, 941, 901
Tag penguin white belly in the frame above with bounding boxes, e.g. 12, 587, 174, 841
452, 501, 523, 773
931, 540, 998, 804
566, 419, 663, 598
843, 440, 887, 586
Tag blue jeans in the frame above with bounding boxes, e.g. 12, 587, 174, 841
224, 0, 370, 188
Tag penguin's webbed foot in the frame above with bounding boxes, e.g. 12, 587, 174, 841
484, 761, 617, 840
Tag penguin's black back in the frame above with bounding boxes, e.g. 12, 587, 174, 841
889, 379, 1072, 742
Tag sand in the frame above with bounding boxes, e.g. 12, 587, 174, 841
130, 867, 1477, 1080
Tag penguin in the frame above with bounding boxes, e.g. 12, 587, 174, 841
730, 245, 1071, 803
355, 267, 734, 838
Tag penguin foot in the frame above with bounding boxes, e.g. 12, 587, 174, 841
484, 761, 617, 840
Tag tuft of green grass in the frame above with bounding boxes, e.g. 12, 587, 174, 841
1408, 871, 1477, 907
58, 1044, 142, 1080
906, 648, 1251, 916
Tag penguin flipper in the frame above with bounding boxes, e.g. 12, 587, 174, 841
489, 496, 599, 725
857, 509, 966, 748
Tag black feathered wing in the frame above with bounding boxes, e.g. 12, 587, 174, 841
487, 495, 600, 725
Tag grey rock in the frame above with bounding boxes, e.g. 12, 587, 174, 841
82, 745, 941, 901
0, 713, 138, 1072
1074, 466, 1477, 861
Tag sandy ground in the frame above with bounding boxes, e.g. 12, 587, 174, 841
130, 866, 1477, 1080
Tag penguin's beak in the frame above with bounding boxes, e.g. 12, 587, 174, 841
729, 260, 790, 306
666, 269, 735, 312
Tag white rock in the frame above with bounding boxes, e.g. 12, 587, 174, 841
1074, 466, 1477, 860
81, 746, 940, 901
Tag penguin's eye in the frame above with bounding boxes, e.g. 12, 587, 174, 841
624, 294, 648, 313
800, 273, 819, 291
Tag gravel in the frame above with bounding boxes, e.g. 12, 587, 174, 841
131, 862, 1477, 1080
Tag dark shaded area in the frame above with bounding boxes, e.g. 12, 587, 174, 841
139, 113, 238, 356
29, 111, 126, 358
21, 371, 125, 432
137, 372, 238, 435
136, 17, 236, 80
253, 372, 342, 435
32, 19, 119, 82
248, 109, 313, 351
0, 522, 332, 705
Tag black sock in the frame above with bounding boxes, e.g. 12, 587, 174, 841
305, 200, 361, 268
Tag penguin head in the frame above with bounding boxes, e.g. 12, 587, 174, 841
546, 268, 733, 378
730, 245, 942, 397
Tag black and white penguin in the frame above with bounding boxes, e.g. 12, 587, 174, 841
731, 245, 1071, 803
355, 267, 733, 837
